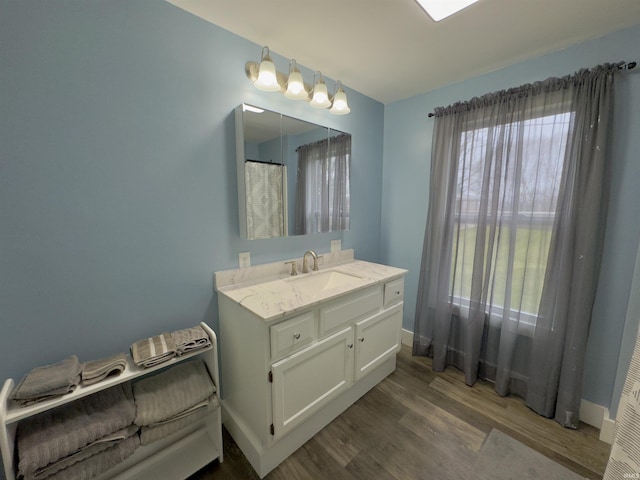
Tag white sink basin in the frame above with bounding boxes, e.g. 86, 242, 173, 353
285, 270, 362, 293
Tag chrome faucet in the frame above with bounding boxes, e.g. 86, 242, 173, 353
302, 250, 320, 273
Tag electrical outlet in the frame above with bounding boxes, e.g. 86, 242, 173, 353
331, 240, 341, 253
239, 252, 251, 268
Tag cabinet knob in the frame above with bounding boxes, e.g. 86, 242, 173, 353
347, 343, 353, 349
359, 337, 365, 343
293, 332, 301, 340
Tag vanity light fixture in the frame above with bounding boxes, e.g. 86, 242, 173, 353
246, 46, 350, 114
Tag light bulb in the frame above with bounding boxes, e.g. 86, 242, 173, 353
284, 60, 308, 100
310, 73, 331, 108
330, 81, 350, 115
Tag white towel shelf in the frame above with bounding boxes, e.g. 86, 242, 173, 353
0, 322, 223, 480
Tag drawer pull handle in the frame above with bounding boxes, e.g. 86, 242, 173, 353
347, 343, 353, 349
359, 337, 365, 343
293, 332, 301, 340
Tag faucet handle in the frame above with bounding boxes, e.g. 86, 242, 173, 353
313, 255, 323, 271
284, 260, 298, 276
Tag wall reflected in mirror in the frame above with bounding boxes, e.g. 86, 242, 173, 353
235, 104, 351, 240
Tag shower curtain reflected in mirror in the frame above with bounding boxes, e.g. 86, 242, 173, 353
245, 161, 287, 239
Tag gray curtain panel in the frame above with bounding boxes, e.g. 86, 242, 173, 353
413, 64, 617, 427
295, 134, 350, 234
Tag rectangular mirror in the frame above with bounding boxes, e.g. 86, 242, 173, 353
235, 104, 351, 240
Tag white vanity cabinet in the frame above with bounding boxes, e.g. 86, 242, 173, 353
216, 258, 406, 478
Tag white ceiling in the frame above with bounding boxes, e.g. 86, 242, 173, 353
168, 0, 640, 104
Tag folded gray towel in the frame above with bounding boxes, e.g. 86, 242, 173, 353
17, 383, 136, 477
40, 434, 140, 480
130, 332, 176, 368
82, 353, 128, 385
140, 403, 211, 446
171, 325, 211, 356
30, 425, 139, 480
133, 359, 215, 426
12, 355, 82, 406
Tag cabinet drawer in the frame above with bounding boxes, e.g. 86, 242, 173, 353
319, 287, 381, 338
383, 278, 404, 307
270, 312, 315, 359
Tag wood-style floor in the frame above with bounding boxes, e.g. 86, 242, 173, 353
191, 344, 610, 480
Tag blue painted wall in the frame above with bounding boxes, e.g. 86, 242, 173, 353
0, 0, 384, 399
381, 24, 640, 412
2, 6, 639, 476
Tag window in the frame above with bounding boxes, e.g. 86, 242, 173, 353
450, 112, 572, 322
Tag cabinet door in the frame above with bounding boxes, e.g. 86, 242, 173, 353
271, 327, 353, 440
354, 303, 403, 381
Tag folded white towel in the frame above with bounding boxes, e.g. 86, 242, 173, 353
140, 402, 212, 446
30, 425, 139, 480
133, 359, 215, 426
130, 332, 176, 368
171, 325, 211, 356
82, 353, 127, 385
12, 355, 82, 405
17, 383, 136, 477
38, 434, 140, 480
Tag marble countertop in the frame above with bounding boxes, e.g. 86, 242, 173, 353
216, 259, 407, 321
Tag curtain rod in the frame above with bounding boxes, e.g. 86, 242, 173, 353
426, 60, 637, 118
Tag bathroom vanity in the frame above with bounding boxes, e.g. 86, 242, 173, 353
215, 250, 406, 477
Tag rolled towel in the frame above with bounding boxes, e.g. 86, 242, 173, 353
82, 353, 128, 385
12, 355, 82, 406
133, 359, 215, 426
17, 382, 136, 477
170, 325, 211, 356
130, 332, 176, 368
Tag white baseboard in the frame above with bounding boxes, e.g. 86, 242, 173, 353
579, 399, 614, 444
402, 328, 613, 444
579, 398, 604, 428
401, 328, 413, 347
599, 410, 615, 444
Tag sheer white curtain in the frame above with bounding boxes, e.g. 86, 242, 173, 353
414, 64, 618, 427
295, 134, 350, 234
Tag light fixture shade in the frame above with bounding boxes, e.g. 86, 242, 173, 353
254, 47, 281, 92
284, 60, 308, 100
330, 81, 350, 115
310, 72, 331, 108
